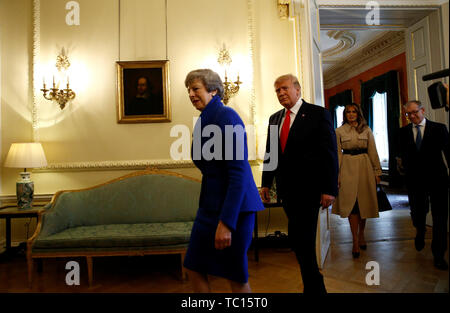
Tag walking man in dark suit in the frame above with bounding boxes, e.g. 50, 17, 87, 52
399, 100, 449, 270
260, 74, 339, 293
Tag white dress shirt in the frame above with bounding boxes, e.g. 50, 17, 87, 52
279, 98, 303, 136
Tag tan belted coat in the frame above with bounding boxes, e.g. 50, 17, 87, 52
331, 123, 382, 218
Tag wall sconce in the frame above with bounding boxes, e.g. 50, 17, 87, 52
41, 49, 76, 110
217, 45, 241, 105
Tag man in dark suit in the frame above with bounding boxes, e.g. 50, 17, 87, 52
399, 100, 449, 270
260, 74, 339, 293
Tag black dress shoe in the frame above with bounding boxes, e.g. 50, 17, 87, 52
414, 232, 425, 251
359, 244, 367, 250
434, 259, 448, 270
352, 251, 360, 258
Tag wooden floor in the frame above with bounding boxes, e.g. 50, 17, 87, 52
0, 192, 448, 293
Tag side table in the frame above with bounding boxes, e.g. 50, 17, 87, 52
253, 201, 283, 262
0, 204, 45, 261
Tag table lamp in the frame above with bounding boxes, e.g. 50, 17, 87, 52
3, 143, 47, 209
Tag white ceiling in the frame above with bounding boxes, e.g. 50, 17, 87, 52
320, 29, 387, 54
320, 30, 389, 72
319, 7, 437, 30
318, 6, 438, 73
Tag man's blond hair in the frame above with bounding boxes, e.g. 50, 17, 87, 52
274, 74, 301, 89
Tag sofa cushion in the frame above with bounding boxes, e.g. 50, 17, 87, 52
40, 174, 201, 237
33, 222, 194, 249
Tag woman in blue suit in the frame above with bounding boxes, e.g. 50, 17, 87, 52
183, 69, 265, 293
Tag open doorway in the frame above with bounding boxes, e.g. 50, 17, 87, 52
372, 91, 389, 170
319, 4, 445, 186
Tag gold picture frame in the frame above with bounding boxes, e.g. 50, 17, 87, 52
116, 60, 171, 123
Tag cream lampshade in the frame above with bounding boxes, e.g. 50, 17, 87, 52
4, 143, 47, 209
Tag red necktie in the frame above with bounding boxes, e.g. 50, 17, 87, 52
280, 109, 291, 153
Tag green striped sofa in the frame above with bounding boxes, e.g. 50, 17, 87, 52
27, 169, 200, 287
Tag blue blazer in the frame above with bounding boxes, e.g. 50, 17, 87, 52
192, 95, 265, 231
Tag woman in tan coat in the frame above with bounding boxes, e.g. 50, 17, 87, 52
332, 103, 382, 258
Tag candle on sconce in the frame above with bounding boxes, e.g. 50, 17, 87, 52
40, 52, 76, 110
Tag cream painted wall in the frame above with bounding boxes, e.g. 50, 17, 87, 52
0, 0, 34, 164
0, 0, 299, 243
441, 2, 449, 79
1, 0, 298, 195
252, 0, 297, 160
120, 0, 167, 61
0, 0, 34, 245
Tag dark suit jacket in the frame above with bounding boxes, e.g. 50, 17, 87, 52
262, 100, 339, 203
399, 119, 450, 188
192, 95, 265, 231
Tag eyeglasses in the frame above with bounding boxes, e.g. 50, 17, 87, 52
405, 109, 422, 117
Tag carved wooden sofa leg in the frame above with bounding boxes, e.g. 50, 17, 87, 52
86, 256, 93, 287
181, 252, 187, 281
27, 254, 33, 289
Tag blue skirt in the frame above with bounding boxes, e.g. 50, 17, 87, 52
183, 207, 255, 283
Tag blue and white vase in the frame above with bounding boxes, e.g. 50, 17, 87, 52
16, 172, 34, 210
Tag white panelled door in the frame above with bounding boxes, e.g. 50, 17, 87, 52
405, 15, 441, 227
308, 0, 330, 269
405, 16, 434, 121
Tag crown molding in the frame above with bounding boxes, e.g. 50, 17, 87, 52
32, 0, 41, 142
247, 0, 257, 130
323, 31, 405, 89
32, 159, 195, 173
32, 159, 260, 173
322, 31, 357, 58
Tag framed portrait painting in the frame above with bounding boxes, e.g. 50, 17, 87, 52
116, 60, 171, 123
